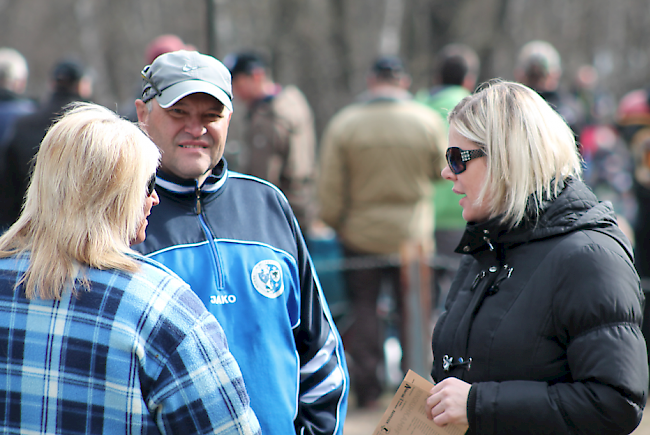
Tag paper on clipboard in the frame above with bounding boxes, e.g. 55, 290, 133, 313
371, 370, 466, 435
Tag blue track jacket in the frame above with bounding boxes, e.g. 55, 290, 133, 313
133, 159, 349, 435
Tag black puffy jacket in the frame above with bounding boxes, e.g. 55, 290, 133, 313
431, 178, 648, 435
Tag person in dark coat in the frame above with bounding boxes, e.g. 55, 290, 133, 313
1, 58, 92, 228
514, 40, 586, 138
425, 79, 648, 435
0, 47, 36, 144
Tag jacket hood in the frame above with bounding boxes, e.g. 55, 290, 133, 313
455, 178, 633, 260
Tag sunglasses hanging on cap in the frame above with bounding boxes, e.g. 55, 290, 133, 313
445, 147, 487, 174
140, 65, 162, 103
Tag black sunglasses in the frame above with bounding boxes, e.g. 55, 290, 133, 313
146, 173, 157, 196
445, 147, 487, 174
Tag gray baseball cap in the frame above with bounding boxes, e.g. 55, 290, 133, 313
141, 50, 233, 111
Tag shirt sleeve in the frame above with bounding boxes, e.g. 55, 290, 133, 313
317, 115, 347, 231
148, 309, 262, 435
293, 226, 350, 435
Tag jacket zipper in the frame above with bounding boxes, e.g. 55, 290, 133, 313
196, 187, 224, 290
457, 259, 513, 379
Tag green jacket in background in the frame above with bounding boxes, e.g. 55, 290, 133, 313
415, 85, 471, 231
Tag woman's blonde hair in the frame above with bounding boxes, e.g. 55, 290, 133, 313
0, 102, 161, 299
448, 79, 582, 228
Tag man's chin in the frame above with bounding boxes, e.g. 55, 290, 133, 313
173, 160, 218, 181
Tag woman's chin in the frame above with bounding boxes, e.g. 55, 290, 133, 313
130, 227, 147, 246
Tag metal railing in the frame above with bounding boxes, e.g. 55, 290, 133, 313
311, 241, 457, 380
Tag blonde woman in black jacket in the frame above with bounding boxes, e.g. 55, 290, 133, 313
426, 79, 647, 435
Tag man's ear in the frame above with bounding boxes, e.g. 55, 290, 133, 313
251, 68, 266, 83
134, 99, 149, 124
399, 76, 412, 90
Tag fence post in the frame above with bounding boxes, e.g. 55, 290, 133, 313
399, 240, 433, 380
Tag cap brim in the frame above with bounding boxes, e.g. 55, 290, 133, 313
156, 80, 233, 112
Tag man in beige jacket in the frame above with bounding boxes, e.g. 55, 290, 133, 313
318, 55, 447, 408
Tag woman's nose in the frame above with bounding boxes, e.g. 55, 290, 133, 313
441, 164, 455, 180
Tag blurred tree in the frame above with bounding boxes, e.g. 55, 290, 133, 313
0, 0, 649, 142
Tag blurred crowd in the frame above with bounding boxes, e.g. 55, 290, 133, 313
2, 39, 648, 269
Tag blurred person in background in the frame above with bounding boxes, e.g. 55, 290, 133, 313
616, 86, 650, 384
0, 102, 261, 434
426, 80, 647, 435
617, 87, 650, 277
514, 40, 586, 137
415, 43, 480, 121
629, 131, 650, 384
133, 50, 348, 435
0, 47, 36, 145
570, 64, 636, 229
145, 34, 195, 65
318, 55, 447, 409
224, 51, 318, 234
121, 34, 194, 121
1, 58, 92, 229
0, 48, 36, 230
570, 64, 613, 128
415, 43, 481, 312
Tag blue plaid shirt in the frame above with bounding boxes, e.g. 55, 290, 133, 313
0, 253, 261, 435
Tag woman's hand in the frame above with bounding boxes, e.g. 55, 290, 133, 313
425, 377, 471, 429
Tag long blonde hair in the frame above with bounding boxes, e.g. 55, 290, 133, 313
0, 102, 161, 299
448, 79, 582, 228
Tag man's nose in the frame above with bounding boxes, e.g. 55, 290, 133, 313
185, 117, 207, 138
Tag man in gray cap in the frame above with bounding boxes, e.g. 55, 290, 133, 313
133, 50, 349, 435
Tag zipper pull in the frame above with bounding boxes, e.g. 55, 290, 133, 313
442, 355, 453, 371
196, 189, 201, 215
487, 265, 514, 295
482, 229, 494, 251
471, 270, 486, 291
442, 354, 472, 372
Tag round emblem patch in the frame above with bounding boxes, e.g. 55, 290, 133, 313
251, 260, 284, 298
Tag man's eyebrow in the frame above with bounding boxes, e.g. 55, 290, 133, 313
209, 104, 226, 113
